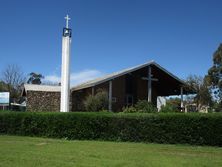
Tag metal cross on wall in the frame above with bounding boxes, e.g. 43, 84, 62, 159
142, 66, 158, 102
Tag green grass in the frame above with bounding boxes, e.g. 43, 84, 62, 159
0, 136, 222, 167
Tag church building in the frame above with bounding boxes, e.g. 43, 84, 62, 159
22, 61, 190, 112
71, 61, 189, 112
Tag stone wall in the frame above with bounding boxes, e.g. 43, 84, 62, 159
26, 91, 60, 112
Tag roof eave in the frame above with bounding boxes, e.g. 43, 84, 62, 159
71, 61, 186, 91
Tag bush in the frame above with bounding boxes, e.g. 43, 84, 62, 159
122, 106, 137, 113
211, 102, 222, 112
135, 100, 157, 113
84, 90, 108, 112
160, 103, 180, 113
122, 100, 157, 113
1, 112, 222, 146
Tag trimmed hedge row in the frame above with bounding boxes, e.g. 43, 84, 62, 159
0, 112, 222, 146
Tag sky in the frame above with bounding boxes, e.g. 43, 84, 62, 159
0, 0, 222, 86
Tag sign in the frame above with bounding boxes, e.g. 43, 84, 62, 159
0, 92, 10, 105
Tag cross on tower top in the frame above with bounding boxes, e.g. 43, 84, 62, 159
64, 14, 71, 28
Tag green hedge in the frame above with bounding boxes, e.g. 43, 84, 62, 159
0, 112, 222, 146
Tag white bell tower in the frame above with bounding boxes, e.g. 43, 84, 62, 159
60, 15, 72, 112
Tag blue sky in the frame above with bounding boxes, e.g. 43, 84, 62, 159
0, 0, 222, 85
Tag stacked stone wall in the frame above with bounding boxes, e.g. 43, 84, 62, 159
26, 91, 60, 112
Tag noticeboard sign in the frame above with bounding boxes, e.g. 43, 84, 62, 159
0, 92, 10, 105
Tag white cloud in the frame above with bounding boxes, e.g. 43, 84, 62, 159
70, 70, 103, 86
43, 69, 104, 86
44, 75, 60, 83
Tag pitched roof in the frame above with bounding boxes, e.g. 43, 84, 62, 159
71, 61, 185, 91
22, 84, 61, 95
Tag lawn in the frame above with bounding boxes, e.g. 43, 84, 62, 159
0, 135, 221, 167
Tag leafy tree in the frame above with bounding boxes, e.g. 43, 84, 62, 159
160, 103, 180, 113
205, 44, 222, 101
27, 72, 44, 85
166, 97, 181, 108
186, 75, 212, 109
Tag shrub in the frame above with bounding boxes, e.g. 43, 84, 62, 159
135, 100, 157, 113
84, 90, 108, 112
1, 112, 222, 146
211, 102, 222, 112
83, 95, 98, 111
160, 103, 180, 113
122, 106, 137, 113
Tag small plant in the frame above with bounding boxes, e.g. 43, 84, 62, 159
160, 103, 179, 113
122, 106, 137, 113
99, 109, 109, 112
84, 90, 108, 112
135, 100, 157, 113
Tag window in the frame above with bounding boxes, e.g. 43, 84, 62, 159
126, 95, 134, 106
112, 97, 117, 103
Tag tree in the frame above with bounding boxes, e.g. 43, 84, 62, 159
205, 44, 222, 101
27, 72, 44, 85
1, 64, 26, 99
160, 103, 180, 113
0, 81, 8, 92
84, 90, 108, 111
186, 75, 212, 109
166, 97, 181, 110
